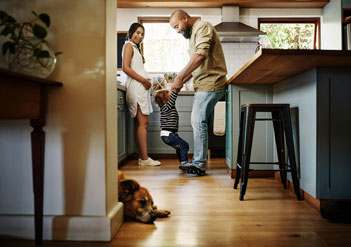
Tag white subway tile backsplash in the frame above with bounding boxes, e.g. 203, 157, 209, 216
204, 16, 222, 26
229, 43, 239, 49
222, 42, 257, 78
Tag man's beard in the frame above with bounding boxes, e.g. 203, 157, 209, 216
183, 27, 191, 39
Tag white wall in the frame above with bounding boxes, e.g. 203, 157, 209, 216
117, 8, 222, 31
221, 43, 256, 78
116, 7, 322, 31
0, 0, 121, 241
321, 0, 342, 49
116, 7, 322, 78
240, 8, 322, 28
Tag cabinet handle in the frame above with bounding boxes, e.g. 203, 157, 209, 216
117, 106, 121, 110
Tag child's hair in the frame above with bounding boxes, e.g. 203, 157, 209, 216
152, 89, 170, 107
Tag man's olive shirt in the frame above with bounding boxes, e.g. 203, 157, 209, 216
189, 19, 227, 92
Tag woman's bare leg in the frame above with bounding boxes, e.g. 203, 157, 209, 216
135, 105, 149, 160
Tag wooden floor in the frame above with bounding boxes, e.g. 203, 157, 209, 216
113, 158, 351, 247
1, 157, 350, 247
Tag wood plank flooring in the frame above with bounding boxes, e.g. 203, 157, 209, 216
1, 157, 350, 246
113, 158, 351, 247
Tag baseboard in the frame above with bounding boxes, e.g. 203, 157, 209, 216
230, 169, 322, 212
273, 172, 320, 212
0, 202, 123, 241
119, 152, 225, 165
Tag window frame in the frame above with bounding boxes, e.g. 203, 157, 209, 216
138, 17, 170, 58
138, 17, 173, 73
137, 16, 200, 73
258, 18, 321, 50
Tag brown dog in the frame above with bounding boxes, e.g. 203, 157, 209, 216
118, 170, 170, 223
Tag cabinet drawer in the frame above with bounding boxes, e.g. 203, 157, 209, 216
117, 90, 125, 105
117, 104, 125, 111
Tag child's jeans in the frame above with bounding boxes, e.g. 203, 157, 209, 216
161, 132, 189, 163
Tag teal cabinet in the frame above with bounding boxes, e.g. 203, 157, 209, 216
125, 109, 136, 156
225, 84, 273, 170
225, 86, 233, 167
317, 68, 351, 199
117, 89, 126, 161
147, 94, 194, 154
274, 67, 351, 199
117, 89, 136, 162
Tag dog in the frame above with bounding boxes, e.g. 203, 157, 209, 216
118, 170, 171, 223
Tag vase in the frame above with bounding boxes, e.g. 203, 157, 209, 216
5, 36, 56, 78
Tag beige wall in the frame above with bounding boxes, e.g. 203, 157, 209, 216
0, 0, 121, 241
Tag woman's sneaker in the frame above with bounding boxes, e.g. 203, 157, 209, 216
138, 157, 161, 166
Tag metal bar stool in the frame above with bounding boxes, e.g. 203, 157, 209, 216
233, 104, 302, 201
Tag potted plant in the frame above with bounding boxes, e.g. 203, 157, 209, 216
0, 10, 62, 78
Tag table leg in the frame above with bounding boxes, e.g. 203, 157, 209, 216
31, 119, 45, 246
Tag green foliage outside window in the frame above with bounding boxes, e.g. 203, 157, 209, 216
259, 23, 315, 49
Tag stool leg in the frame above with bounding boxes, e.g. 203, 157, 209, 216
240, 107, 256, 201
282, 107, 302, 200
234, 110, 244, 189
272, 111, 288, 189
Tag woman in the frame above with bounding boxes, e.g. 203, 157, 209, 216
122, 23, 160, 166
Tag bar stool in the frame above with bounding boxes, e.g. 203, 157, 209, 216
233, 104, 302, 201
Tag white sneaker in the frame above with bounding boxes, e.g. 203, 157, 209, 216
138, 157, 161, 166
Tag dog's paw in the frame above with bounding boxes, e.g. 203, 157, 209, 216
154, 209, 171, 218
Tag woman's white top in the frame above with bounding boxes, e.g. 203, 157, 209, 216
122, 40, 153, 118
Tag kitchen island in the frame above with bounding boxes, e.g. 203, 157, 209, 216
225, 49, 351, 203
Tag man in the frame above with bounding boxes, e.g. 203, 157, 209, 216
170, 10, 227, 176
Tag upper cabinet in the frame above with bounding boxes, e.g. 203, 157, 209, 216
117, 0, 329, 9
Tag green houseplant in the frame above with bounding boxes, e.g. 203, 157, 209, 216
0, 10, 62, 78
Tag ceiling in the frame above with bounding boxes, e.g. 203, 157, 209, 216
117, 0, 330, 9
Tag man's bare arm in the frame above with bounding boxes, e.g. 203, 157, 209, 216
172, 53, 205, 92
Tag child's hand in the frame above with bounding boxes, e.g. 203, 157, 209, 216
172, 76, 183, 93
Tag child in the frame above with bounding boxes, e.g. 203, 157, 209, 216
153, 89, 189, 167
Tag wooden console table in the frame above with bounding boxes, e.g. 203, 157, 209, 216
0, 68, 63, 246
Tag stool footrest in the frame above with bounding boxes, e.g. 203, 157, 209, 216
255, 118, 281, 122
249, 169, 292, 172
234, 104, 302, 201
250, 162, 281, 165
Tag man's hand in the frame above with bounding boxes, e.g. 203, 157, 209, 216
171, 53, 205, 93
172, 76, 184, 93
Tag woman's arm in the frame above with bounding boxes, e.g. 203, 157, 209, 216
122, 43, 151, 90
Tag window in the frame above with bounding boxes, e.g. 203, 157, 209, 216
258, 18, 320, 49
139, 17, 190, 73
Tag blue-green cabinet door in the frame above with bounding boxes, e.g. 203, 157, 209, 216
225, 85, 233, 168
317, 67, 351, 199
